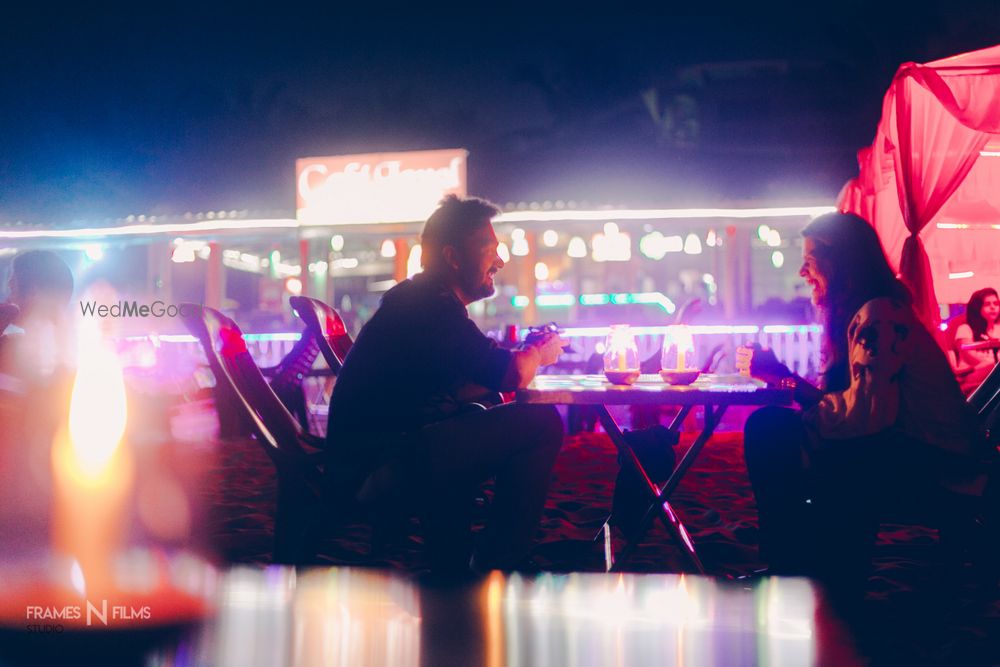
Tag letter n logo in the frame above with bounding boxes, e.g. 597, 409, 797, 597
86, 599, 108, 627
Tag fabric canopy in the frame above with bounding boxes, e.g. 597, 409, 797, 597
838, 44, 1000, 330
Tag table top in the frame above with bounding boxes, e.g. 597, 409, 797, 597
960, 340, 1000, 351
517, 373, 793, 406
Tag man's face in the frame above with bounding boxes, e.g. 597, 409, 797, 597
799, 237, 830, 306
454, 224, 504, 303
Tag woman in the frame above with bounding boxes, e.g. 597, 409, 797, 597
739, 212, 979, 594
954, 287, 999, 394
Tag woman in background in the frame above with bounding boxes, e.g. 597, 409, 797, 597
954, 287, 999, 394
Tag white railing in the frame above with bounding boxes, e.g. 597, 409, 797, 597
117, 324, 824, 386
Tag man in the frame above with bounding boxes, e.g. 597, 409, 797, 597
327, 195, 564, 573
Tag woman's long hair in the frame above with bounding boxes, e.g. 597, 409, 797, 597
801, 212, 911, 391
966, 287, 999, 340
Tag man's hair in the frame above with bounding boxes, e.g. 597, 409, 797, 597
420, 195, 501, 270
11, 250, 74, 302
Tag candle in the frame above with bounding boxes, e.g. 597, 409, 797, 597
677, 349, 686, 371
617, 351, 627, 371
51, 327, 133, 597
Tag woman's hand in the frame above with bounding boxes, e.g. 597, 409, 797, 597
736, 344, 792, 385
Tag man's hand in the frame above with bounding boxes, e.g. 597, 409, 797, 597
503, 332, 564, 390
736, 344, 792, 385
530, 332, 564, 366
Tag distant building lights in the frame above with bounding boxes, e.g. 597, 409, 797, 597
495, 206, 836, 224
518, 324, 823, 338
683, 233, 703, 255
766, 229, 782, 247
937, 223, 1000, 230
771, 250, 785, 268
285, 278, 303, 295
639, 232, 667, 260
331, 235, 345, 252
0, 206, 837, 243
757, 225, 771, 241
0, 218, 299, 241
706, 229, 718, 247
406, 244, 422, 278
536, 294, 574, 308
579, 294, 611, 306
275, 262, 303, 277
331, 258, 359, 270
83, 244, 104, 261
610, 293, 630, 304
497, 242, 511, 263
571, 291, 676, 313
542, 229, 559, 247
380, 239, 397, 258
948, 271, 975, 279
171, 241, 202, 264
511, 236, 530, 257
592, 225, 631, 262
534, 262, 549, 281
512, 295, 530, 308
567, 237, 588, 258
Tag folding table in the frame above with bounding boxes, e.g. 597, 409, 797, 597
517, 373, 792, 573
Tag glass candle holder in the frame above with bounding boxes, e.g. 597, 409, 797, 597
660, 325, 700, 385
603, 324, 640, 385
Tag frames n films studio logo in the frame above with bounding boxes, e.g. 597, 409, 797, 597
24, 599, 152, 633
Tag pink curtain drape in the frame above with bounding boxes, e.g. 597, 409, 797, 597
838, 44, 1000, 333
891, 67, 993, 329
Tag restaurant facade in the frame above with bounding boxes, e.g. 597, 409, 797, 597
0, 148, 837, 342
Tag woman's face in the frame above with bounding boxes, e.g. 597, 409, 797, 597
800, 237, 830, 306
981, 293, 1000, 326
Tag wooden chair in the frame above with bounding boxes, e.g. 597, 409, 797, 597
181, 304, 325, 563
289, 296, 354, 371
879, 363, 1000, 585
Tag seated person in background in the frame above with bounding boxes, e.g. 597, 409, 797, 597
326, 195, 565, 573
0, 250, 75, 546
0, 250, 75, 379
738, 213, 980, 597
954, 287, 999, 395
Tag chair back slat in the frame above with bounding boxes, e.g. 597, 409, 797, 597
289, 296, 355, 371
969, 363, 1000, 417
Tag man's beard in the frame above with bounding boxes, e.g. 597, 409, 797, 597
460, 269, 495, 302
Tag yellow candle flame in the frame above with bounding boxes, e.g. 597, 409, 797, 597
67, 332, 128, 481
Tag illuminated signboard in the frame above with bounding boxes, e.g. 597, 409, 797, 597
296, 149, 467, 226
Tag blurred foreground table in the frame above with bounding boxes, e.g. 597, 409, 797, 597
156, 567, 855, 666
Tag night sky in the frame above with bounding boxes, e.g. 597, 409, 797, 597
2, 2, 998, 224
